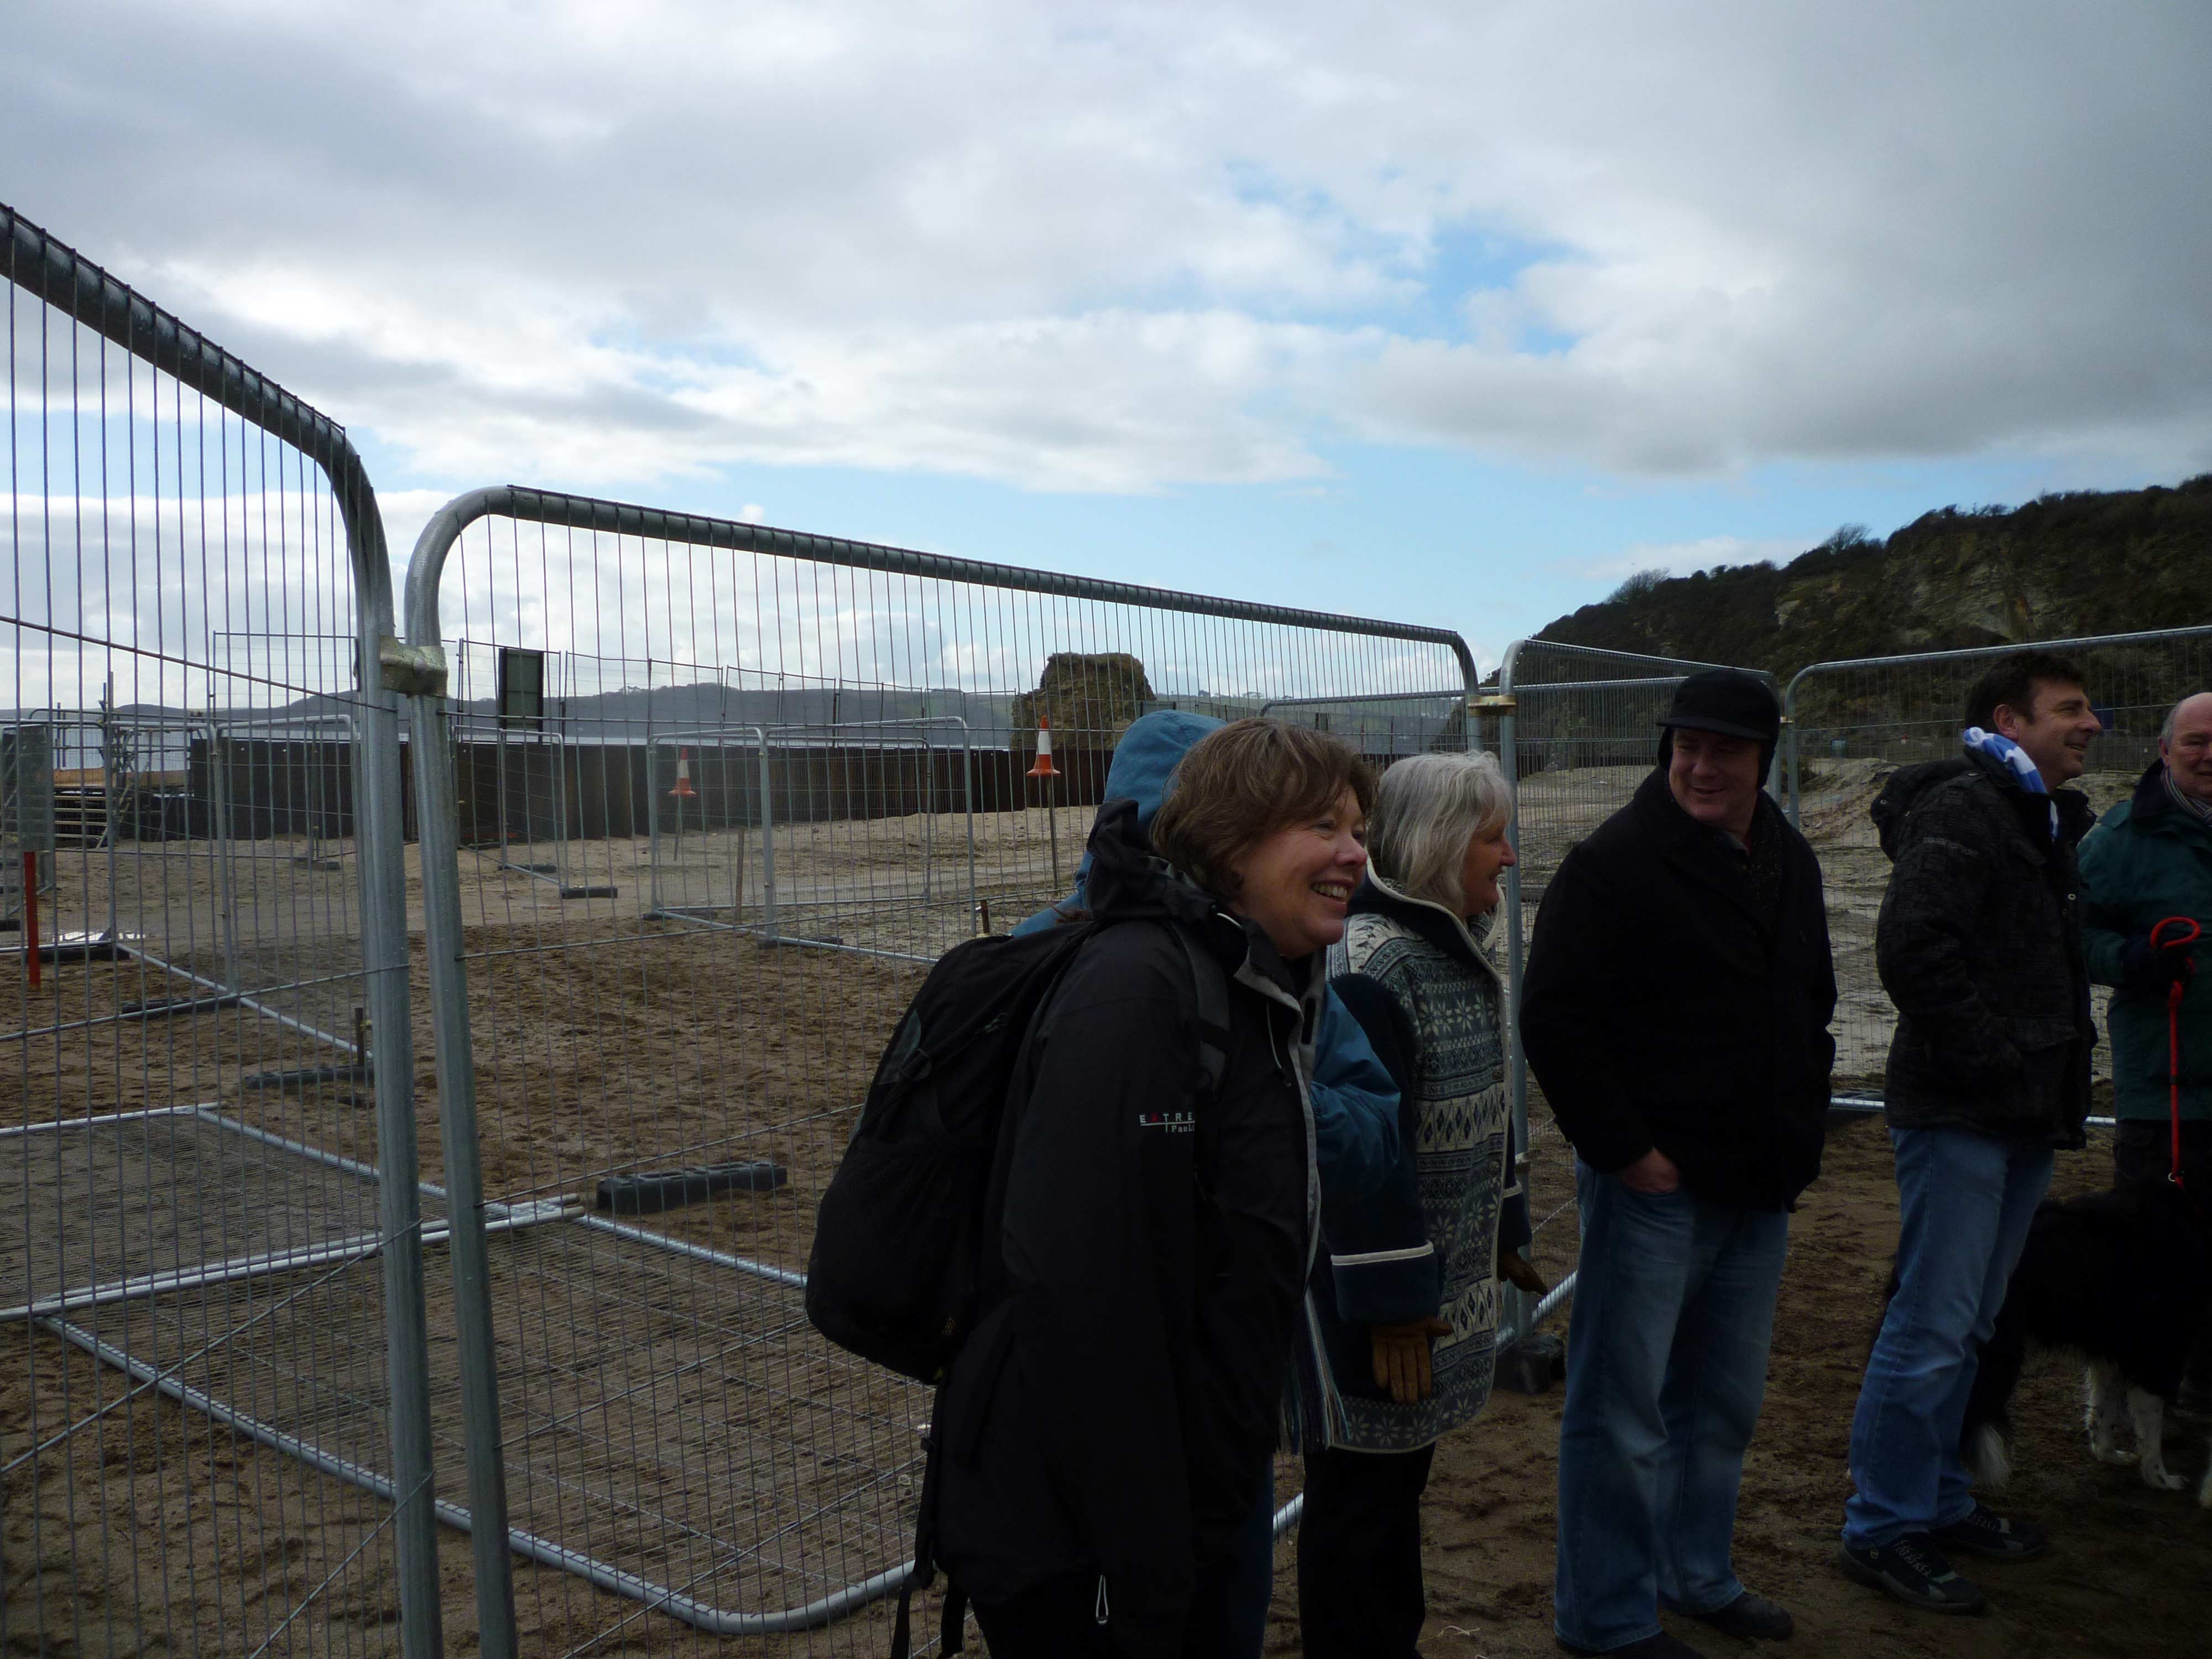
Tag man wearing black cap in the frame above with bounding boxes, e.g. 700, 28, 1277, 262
1522, 669, 1837, 1659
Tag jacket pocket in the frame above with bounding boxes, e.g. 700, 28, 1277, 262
2000, 1015, 2081, 1130
2006, 1015, 2078, 1052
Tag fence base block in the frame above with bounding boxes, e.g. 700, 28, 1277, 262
1494, 1332, 1565, 1394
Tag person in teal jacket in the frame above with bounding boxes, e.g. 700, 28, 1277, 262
2078, 690, 2212, 1406
1011, 707, 1404, 1657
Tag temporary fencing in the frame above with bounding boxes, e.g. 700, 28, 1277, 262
1783, 624, 2212, 1102
28, 186, 2093, 1654
1490, 641, 1779, 1343
1, 205, 442, 1653
644, 718, 978, 957
391, 484, 1483, 1652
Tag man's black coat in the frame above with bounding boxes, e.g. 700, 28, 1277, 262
1871, 749, 2095, 1146
1519, 768, 1838, 1212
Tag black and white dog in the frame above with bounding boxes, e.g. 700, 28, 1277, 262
1960, 1180, 2212, 1505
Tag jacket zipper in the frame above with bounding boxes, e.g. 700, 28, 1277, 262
1094, 1574, 1109, 1626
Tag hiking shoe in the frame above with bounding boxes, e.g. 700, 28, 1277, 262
1837, 1536, 1986, 1614
1676, 1591, 1794, 1640
1557, 1632, 1709, 1658
1928, 1502, 2047, 1562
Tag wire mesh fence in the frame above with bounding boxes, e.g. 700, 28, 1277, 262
3, 204, 441, 1653
1492, 642, 1779, 1330
395, 484, 1482, 1653
1783, 624, 2212, 1101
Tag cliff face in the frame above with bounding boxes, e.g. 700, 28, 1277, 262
1535, 476, 2212, 680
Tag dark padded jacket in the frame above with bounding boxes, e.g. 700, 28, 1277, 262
932, 800, 1317, 1656
2080, 762, 2212, 1123
1520, 769, 1837, 1212
1872, 749, 2095, 1146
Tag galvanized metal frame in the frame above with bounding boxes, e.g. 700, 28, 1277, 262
3, 203, 443, 1654
1491, 641, 1776, 1347
1783, 622, 2212, 1112
397, 483, 1484, 1650
644, 716, 980, 963
1782, 622, 2212, 831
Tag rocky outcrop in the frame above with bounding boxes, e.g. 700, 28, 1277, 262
1012, 653, 1156, 753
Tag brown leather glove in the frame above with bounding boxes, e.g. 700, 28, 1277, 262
1370, 1317, 1454, 1404
1498, 1249, 1548, 1295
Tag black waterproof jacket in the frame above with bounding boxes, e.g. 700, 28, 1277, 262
1519, 769, 1837, 1212
1872, 749, 2095, 1146
932, 800, 1317, 1656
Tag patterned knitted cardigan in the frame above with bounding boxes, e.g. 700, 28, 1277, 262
1286, 870, 1530, 1452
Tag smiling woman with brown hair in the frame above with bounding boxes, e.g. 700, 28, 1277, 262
932, 718, 1375, 1657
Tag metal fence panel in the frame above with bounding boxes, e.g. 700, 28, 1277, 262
2, 205, 440, 1654
1493, 641, 1778, 1339
395, 485, 1482, 1653
1784, 624, 2212, 1102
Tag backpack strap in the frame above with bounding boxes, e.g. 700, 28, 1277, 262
1170, 922, 1233, 1095
894, 920, 1224, 1659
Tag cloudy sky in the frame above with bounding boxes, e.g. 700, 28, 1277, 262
7, 0, 2208, 666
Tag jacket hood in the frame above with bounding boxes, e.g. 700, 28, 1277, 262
1871, 757, 1974, 858
1079, 796, 1217, 927
1349, 869, 1501, 980
1010, 709, 1225, 935
2125, 758, 2206, 830
1870, 748, 2095, 859
1102, 709, 1226, 834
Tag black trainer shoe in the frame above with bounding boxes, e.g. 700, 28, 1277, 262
1928, 1502, 2047, 1562
1677, 1591, 1794, 1640
1837, 1535, 1987, 1614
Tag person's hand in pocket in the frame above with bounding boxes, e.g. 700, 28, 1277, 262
1616, 1148, 1681, 1194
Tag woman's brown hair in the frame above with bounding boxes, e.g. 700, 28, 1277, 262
1149, 718, 1376, 901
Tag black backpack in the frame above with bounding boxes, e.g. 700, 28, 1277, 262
807, 910, 1234, 1656
805, 915, 1230, 1385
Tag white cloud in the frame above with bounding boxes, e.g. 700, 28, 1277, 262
4, 0, 2207, 494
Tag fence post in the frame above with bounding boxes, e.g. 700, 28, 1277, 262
757, 727, 779, 942
6, 205, 450, 1657
340, 474, 448, 1659
1491, 646, 1530, 1347
395, 495, 523, 1658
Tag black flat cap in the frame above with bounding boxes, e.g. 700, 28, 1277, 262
1656, 669, 1781, 745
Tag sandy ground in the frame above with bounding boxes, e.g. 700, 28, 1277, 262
4, 767, 2204, 1656
1249, 1110, 2212, 1659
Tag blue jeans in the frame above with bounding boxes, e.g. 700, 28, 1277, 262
1841, 1126, 2054, 1547
1555, 1161, 1790, 1652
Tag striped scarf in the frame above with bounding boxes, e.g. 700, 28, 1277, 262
1963, 727, 2058, 841
2164, 765, 2212, 827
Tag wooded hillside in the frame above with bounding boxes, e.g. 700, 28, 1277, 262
1535, 475, 2212, 680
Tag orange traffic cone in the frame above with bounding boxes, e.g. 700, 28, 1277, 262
1026, 718, 1058, 780
669, 748, 698, 799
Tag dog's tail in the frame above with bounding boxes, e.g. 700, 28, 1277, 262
1961, 1287, 2028, 1488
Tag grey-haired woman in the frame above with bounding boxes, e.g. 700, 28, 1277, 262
1292, 750, 1541, 1659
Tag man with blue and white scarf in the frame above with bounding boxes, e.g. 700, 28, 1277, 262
1839, 651, 2103, 1616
